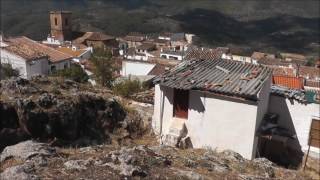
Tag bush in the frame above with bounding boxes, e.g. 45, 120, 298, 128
113, 79, 143, 97
53, 64, 89, 83
0, 63, 19, 80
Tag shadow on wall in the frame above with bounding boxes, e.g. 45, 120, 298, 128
259, 95, 304, 168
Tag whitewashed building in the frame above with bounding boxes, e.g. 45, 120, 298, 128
152, 59, 272, 159
0, 36, 72, 79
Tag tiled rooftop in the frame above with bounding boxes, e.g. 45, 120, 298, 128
153, 59, 272, 101
272, 75, 304, 90
185, 47, 224, 61
3, 36, 72, 62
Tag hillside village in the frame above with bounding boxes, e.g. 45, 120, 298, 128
0, 11, 320, 179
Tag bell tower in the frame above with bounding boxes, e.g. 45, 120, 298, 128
50, 11, 72, 41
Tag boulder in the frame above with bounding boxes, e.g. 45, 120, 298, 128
0, 140, 55, 162
0, 164, 39, 180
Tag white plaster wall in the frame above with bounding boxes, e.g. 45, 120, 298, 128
1, 49, 28, 78
50, 60, 71, 73
152, 85, 174, 136
121, 61, 155, 76
268, 95, 320, 155
25, 58, 49, 79
253, 75, 272, 155
186, 91, 259, 159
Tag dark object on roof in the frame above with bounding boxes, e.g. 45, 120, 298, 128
153, 59, 272, 101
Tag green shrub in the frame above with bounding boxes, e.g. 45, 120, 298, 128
53, 64, 89, 83
113, 79, 143, 97
0, 63, 19, 79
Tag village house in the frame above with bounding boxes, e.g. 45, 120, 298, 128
56, 45, 92, 63
0, 36, 72, 79
280, 53, 307, 65
160, 50, 185, 61
72, 32, 118, 53
124, 43, 156, 61
268, 85, 320, 162
251, 52, 276, 65
152, 58, 272, 159
121, 32, 145, 48
185, 47, 228, 61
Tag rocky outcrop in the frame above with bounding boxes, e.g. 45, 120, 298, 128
0, 141, 56, 180
0, 77, 143, 150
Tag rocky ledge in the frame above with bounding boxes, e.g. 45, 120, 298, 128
0, 77, 144, 150
0, 141, 313, 179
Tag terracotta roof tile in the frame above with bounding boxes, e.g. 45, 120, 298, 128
57, 47, 87, 57
298, 66, 320, 80
3, 36, 72, 62
272, 75, 304, 89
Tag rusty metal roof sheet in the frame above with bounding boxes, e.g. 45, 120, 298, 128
153, 59, 272, 101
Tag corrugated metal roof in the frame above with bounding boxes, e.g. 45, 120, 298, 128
272, 75, 304, 90
153, 59, 272, 101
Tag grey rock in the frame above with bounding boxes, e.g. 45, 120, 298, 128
0, 164, 39, 180
174, 169, 204, 180
0, 140, 55, 162
64, 160, 90, 171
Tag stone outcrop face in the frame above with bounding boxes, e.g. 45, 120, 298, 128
0, 77, 142, 150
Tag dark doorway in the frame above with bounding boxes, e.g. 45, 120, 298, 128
173, 89, 189, 119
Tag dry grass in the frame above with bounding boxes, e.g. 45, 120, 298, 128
0, 158, 24, 173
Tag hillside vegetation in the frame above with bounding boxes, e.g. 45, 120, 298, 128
1, 0, 319, 56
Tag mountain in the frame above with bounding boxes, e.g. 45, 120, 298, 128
1, 0, 319, 56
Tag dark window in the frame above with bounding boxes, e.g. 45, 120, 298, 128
54, 18, 58, 26
51, 66, 56, 72
64, 63, 68, 69
65, 19, 68, 26
173, 89, 189, 119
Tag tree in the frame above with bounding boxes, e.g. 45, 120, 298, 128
53, 64, 89, 83
90, 48, 116, 87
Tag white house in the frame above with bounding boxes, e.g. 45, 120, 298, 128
267, 85, 320, 160
1, 36, 49, 79
160, 50, 184, 61
0, 36, 72, 78
152, 59, 272, 159
124, 43, 156, 61
121, 60, 156, 76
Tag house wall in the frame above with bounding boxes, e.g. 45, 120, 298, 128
121, 61, 155, 76
25, 58, 49, 79
152, 85, 174, 135
152, 84, 264, 159
186, 91, 259, 159
253, 75, 272, 155
268, 95, 320, 156
49, 60, 70, 73
1, 49, 49, 79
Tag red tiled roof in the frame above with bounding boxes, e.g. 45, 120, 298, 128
4, 36, 72, 63
271, 66, 295, 76
298, 66, 320, 80
273, 75, 304, 89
